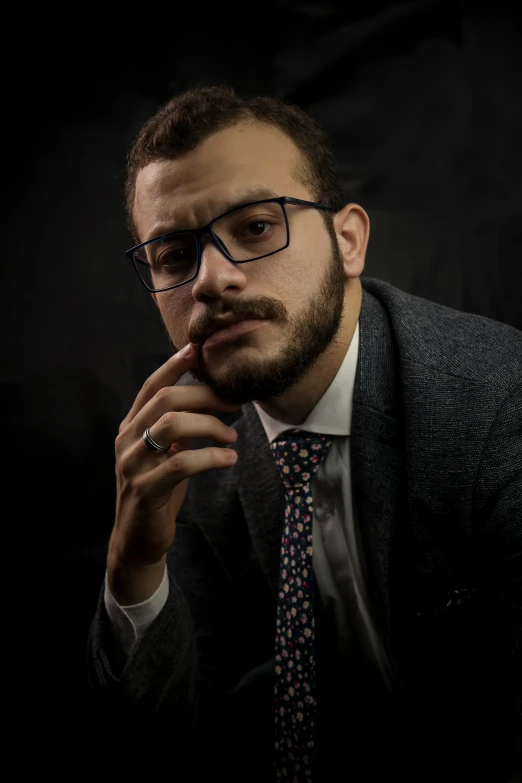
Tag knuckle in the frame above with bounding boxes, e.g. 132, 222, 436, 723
114, 430, 127, 454
155, 385, 172, 403
117, 452, 135, 481
168, 453, 185, 473
159, 409, 181, 429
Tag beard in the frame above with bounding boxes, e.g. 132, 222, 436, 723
162, 233, 347, 407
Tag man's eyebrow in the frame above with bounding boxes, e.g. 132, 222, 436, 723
144, 187, 280, 243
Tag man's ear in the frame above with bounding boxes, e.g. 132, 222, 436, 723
333, 203, 370, 278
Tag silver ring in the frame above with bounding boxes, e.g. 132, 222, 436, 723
142, 427, 170, 454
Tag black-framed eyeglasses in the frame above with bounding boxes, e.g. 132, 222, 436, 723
126, 196, 335, 293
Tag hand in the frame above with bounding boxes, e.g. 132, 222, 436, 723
108, 343, 241, 573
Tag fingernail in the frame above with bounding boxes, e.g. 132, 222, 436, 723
179, 344, 192, 357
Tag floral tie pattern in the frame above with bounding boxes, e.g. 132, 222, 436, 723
270, 431, 334, 782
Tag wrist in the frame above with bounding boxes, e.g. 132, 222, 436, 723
107, 553, 167, 606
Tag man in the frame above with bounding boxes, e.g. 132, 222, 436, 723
87, 86, 522, 782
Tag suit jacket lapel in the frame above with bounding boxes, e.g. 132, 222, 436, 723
235, 405, 286, 604
349, 287, 404, 653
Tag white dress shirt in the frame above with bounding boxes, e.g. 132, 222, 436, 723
104, 321, 393, 690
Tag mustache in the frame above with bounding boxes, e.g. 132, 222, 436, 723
191, 302, 282, 345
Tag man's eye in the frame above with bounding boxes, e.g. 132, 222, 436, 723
166, 250, 186, 263
158, 248, 191, 265
243, 221, 270, 236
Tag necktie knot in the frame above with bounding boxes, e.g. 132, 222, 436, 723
270, 431, 334, 490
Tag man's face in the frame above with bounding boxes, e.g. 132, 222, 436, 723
132, 121, 351, 406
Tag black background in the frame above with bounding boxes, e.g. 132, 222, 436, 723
2, 0, 521, 761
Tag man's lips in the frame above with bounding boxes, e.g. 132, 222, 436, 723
205, 314, 261, 339
203, 318, 269, 348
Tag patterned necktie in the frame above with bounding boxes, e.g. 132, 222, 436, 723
270, 431, 334, 782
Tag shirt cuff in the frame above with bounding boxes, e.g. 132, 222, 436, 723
103, 565, 169, 651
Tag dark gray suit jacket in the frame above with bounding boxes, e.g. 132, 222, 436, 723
87, 277, 522, 782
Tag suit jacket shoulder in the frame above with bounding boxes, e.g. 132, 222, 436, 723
361, 275, 522, 390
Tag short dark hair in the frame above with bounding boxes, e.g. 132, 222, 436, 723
124, 85, 346, 241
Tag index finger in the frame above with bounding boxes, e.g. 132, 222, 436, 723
119, 343, 238, 432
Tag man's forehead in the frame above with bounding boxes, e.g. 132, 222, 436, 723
136, 122, 300, 195
133, 123, 306, 238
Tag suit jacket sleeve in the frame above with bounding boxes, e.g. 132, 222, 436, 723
474, 381, 522, 768
86, 512, 250, 758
